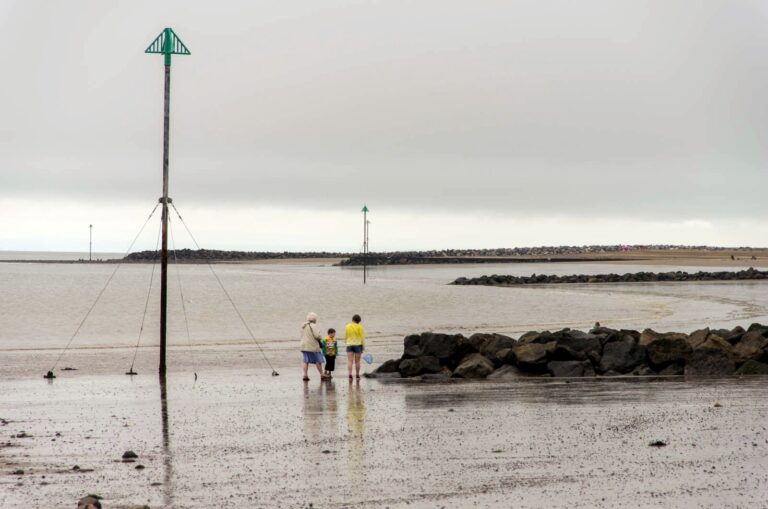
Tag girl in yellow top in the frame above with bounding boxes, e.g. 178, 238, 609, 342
344, 314, 365, 380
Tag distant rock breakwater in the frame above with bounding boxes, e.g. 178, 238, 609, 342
123, 248, 346, 262
369, 324, 768, 380
451, 268, 768, 286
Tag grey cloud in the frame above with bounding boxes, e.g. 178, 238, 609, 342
2, 0, 768, 221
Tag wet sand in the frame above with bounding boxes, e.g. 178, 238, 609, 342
1, 360, 766, 508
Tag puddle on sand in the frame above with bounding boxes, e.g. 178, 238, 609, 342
1, 370, 766, 508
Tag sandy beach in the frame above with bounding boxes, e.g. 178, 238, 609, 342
2, 360, 767, 508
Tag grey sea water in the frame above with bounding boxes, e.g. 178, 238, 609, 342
2, 256, 768, 353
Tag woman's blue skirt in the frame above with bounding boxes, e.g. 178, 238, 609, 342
301, 351, 325, 364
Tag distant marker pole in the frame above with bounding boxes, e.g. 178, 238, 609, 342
145, 28, 191, 375
362, 205, 369, 284
89, 224, 92, 262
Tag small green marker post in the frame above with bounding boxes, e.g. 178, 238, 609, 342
145, 28, 190, 375
362, 205, 369, 284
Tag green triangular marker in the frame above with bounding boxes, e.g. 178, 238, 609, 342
362, 205, 369, 212
145, 28, 191, 65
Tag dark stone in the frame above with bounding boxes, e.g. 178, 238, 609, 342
374, 359, 400, 373
631, 364, 656, 376
553, 331, 602, 359
399, 356, 441, 377
452, 353, 495, 378
732, 330, 768, 363
549, 344, 587, 361
686, 328, 710, 349
77, 495, 103, 509
403, 334, 423, 358
646, 336, 692, 367
735, 360, 768, 375
639, 328, 658, 346
481, 334, 517, 360
420, 333, 462, 361
511, 342, 554, 371
599, 338, 646, 373
467, 333, 495, 352
685, 349, 735, 377
547, 360, 594, 377
122, 450, 138, 460
518, 331, 555, 344
659, 363, 684, 376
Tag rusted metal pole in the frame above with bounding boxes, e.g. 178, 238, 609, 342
159, 63, 170, 374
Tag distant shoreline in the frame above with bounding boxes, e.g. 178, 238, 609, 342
2, 246, 768, 267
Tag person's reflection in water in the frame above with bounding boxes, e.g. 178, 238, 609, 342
303, 381, 325, 451
346, 381, 366, 485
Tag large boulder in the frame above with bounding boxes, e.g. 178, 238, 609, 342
511, 342, 555, 371
599, 338, 646, 373
547, 360, 595, 377
481, 334, 517, 360
467, 333, 495, 352
517, 331, 555, 344
735, 360, 768, 375
685, 348, 735, 377
646, 335, 692, 368
452, 353, 495, 379
374, 359, 400, 373
420, 333, 462, 361
732, 330, 768, 363
639, 328, 658, 347
686, 328, 710, 350
403, 334, 423, 358
549, 344, 587, 361
399, 356, 441, 377
553, 331, 602, 359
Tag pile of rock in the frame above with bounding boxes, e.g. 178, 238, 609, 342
452, 268, 768, 286
370, 324, 768, 379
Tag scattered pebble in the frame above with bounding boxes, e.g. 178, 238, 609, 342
122, 450, 139, 460
649, 440, 667, 447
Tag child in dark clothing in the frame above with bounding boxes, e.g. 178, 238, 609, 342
322, 328, 338, 378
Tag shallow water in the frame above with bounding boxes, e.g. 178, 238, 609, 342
1, 369, 766, 508
2, 260, 768, 507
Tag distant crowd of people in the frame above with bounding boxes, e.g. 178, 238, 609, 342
299, 313, 365, 381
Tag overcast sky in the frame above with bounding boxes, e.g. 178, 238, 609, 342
2, 0, 768, 252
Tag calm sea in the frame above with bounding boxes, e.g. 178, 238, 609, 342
2, 254, 768, 352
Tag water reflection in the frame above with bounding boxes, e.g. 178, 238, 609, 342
159, 373, 173, 508
346, 382, 366, 484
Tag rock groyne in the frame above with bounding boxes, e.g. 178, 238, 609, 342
452, 268, 768, 286
369, 324, 768, 380
123, 248, 347, 263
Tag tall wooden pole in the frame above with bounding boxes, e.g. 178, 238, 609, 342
146, 28, 190, 375
159, 63, 170, 374
89, 224, 92, 262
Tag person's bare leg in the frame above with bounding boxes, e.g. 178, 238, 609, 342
354, 353, 362, 378
302, 363, 309, 380
315, 363, 324, 377
347, 351, 354, 379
